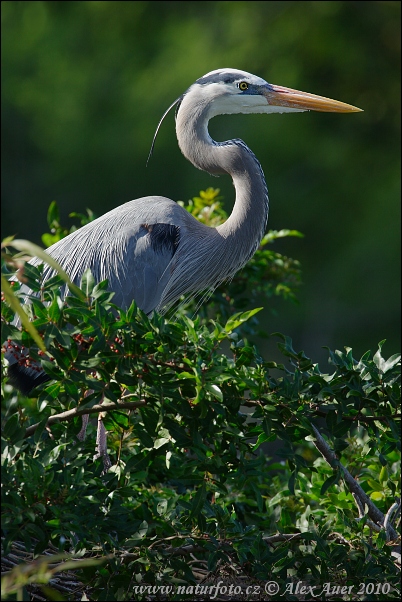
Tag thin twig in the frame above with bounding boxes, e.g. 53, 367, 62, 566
352, 493, 382, 532
162, 544, 207, 556
242, 400, 400, 423
311, 409, 401, 423
384, 501, 401, 542
147, 534, 193, 550
263, 533, 302, 544
24, 400, 146, 438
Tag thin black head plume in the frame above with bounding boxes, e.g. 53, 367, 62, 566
146, 95, 183, 166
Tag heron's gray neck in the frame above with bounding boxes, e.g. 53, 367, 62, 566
176, 101, 269, 255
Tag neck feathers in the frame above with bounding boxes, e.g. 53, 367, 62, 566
175, 93, 269, 260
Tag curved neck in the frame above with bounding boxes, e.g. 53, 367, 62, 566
175, 98, 269, 254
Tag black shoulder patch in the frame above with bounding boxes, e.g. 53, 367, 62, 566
7, 363, 50, 396
142, 223, 180, 257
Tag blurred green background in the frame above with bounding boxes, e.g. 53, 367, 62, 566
2, 1, 400, 363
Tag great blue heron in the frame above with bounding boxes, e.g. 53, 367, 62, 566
5, 69, 360, 466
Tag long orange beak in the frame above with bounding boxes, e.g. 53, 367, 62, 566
264, 84, 362, 113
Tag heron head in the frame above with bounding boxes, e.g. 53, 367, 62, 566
189, 68, 362, 117
148, 68, 361, 164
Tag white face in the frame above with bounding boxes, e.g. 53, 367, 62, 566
191, 68, 306, 118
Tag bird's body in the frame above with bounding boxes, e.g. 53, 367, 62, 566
38, 197, 193, 314
33, 70, 273, 316
34, 167, 265, 315
6, 68, 361, 395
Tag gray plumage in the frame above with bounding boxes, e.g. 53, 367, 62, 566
6, 67, 361, 392
34, 71, 272, 315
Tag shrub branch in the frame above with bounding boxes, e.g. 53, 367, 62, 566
311, 423, 398, 541
23, 400, 146, 438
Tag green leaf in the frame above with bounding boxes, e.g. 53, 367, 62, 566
41, 233, 59, 247
366, 479, 383, 492
6, 239, 84, 299
129, 520, 148, 542
177, 371, 196, 380
225, 307, 263, 332
190, 482, 207, 518
383, 353, 401, 373
156, 500, 168, 516
333, 441, 349, 456
370, 491, 384, 502
48, 295, 62, 323
125, 451, 154, 474
288, 471, 297, 495
252, 431, 275, 451
80, 269, 96, 297
154, 437, 170, 449
3, 414, 20, 439
325, 410, 337, 433
47, 200, 60, 226
44, 383, 62, 399
379, 466, 388, 484
327, 494, 352, 509
205, 383, 223, 401
373, 340, 386, 371
92, 279, 110, 299
320, 473, 339, 495
262, 229, 304, 245
1, 275, 46, 351
103, 411, 129, 430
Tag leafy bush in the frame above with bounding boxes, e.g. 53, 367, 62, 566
1, 193, 400, 600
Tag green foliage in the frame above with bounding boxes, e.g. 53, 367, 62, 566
1, 196, 400, 599
2, 283, 400, 598
178, 187, 228, 228
42, 200, 96, 247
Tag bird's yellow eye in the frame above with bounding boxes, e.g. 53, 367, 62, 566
238, 82, 248, 91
